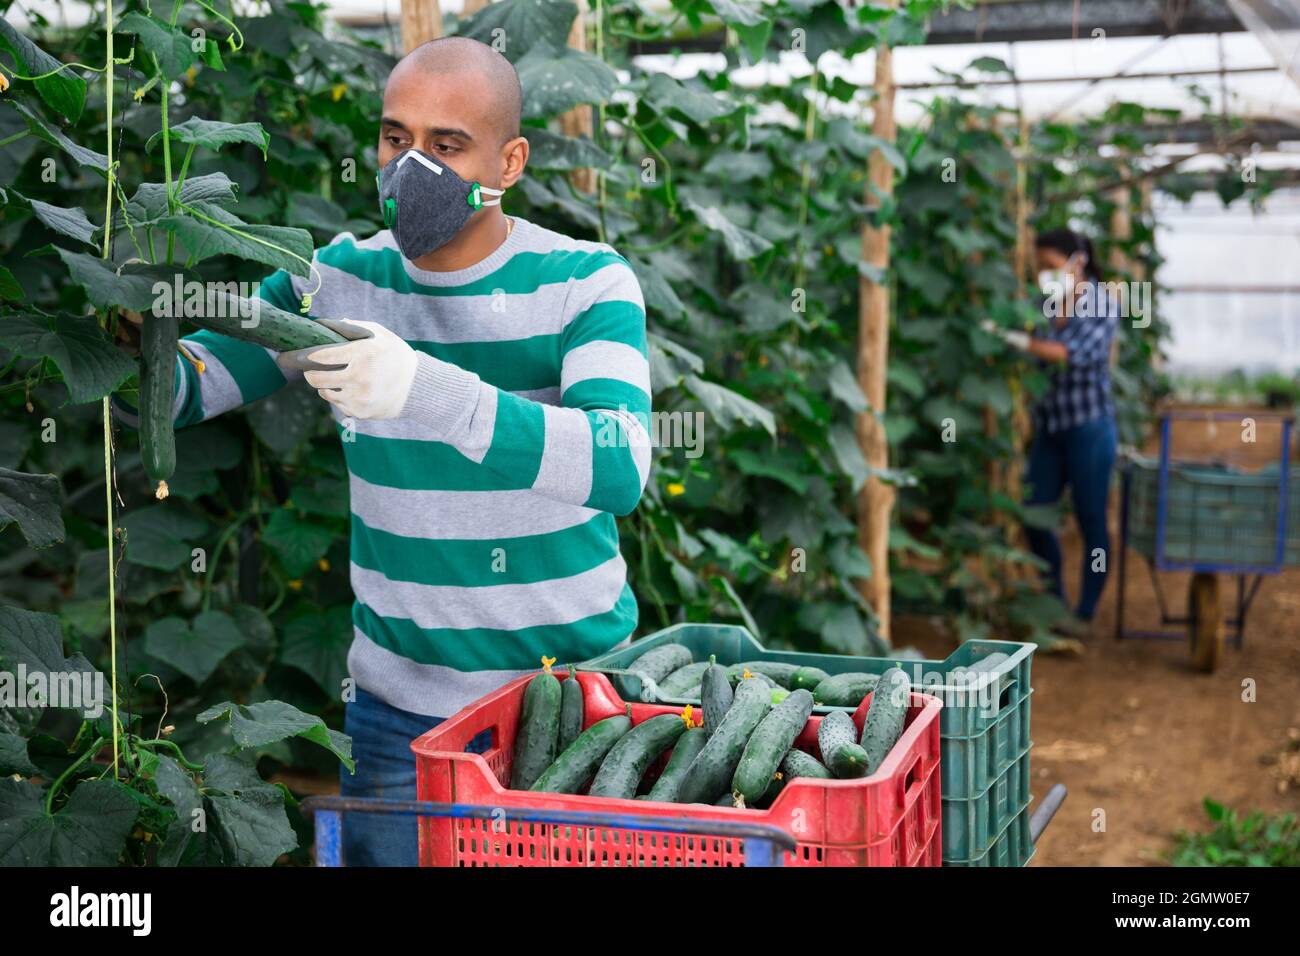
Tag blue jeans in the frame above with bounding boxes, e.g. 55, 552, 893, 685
338, 687, 491, 866
1022, 415, 1118, 621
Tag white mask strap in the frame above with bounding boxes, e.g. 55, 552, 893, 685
397, 151, 444, 175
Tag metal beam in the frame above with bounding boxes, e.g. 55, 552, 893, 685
925, 0, 1245, 45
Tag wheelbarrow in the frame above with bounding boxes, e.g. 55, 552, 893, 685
1115, 409, 1295, 672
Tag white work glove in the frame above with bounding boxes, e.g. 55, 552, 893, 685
303, 319, 420, 420
979, 319, 1031, 352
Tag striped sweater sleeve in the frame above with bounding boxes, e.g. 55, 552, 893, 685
400, 253, 652, 516
171, 269, 304, 427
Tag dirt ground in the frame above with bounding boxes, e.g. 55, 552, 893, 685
903, 407, 1300, 866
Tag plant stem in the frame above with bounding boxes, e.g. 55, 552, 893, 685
45, 737, 109, 814
202, 509, 252, 612
100, 0, 122, 781
0, 130, 29, 148
135, 738, 205, 772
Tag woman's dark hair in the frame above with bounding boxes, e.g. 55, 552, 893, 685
1035, 228, 1103, 282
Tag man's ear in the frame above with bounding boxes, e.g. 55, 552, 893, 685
501, 136, 529, 188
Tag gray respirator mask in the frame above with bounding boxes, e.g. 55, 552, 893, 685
375, 148, 505, 260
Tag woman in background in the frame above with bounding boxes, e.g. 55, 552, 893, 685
983, 229, 1122, 637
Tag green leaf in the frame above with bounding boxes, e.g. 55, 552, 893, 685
708, 0, 768, 27
0, 311, 136, 404
117, 12, 195, 79
206, 784, 297, 867
197, 699, 355, 772
4, 99, 108, 172
822, 604, 872, 655
200, 37, 226, 72
518, 47, 618, 118
0, 265, 23, 300
122, 173, 240, 223
0, 467, 63, 549
684, 199, 773, 260
730, 448, 810, 494
458, 0, 578, 61
0, 778, 138, 866
683, 374, 776, 436
147, 117, 270, 160
154, 202, 313, 277
0, 17, 87, 123
645, 73, 739, 126
280, 605, 352, 697
0, 732, 38, 776
120, 503, 208, 571
151, 753, 209, 867
21, 195, 98, 246
144, 611, 246, 684
262, 509, 334, 577
828, 360, 868, 412
50, 248, 181, 312
525, 127, 614, 171
829, 422, 871, 491
245, 381, 327, 456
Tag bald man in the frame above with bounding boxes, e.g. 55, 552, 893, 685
157, 37, 650, 864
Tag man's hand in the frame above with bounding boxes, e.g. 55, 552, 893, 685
979, 319, 1031, 352
302, 319, 419, 421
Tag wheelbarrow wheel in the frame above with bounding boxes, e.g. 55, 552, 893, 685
1187, 572, 1222, 673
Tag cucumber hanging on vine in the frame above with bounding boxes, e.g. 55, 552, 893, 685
188, 290, 348, 352
138, 312, 178, 498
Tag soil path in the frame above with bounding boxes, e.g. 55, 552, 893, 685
904, 406, 1300, 865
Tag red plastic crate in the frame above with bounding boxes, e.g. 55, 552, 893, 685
412, 670, 942, 867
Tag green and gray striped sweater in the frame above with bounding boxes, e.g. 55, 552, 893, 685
164, 220, 650, 717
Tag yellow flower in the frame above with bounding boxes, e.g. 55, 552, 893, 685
185, 65, 197, 86
758, 354, 769, 367
331, 83, 348, 102
0, 72, 9, 94
666, 482, 685, 496
288, 579, 303, 591
318, 558, 330, 572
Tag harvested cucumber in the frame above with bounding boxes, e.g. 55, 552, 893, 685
791, 666, 830, 692
726, 661, 798, 687
733, 689, 814, 804
530, 712, 631, 793
510, 665, 562, 790
187, 290, 348, 351
139, 313, 178, 495
676, 679, 771, 805
645, 726, 707, 802
701, 656, 733, 740
628, 643, 693, 689
970, 652, 1009, 672
818, 711, 870, 779
658, 661, 710, 697
558, 665, 584, 753
813, 672, 880, 707
754, 770, 786, 809
860, 667, 911, 774
781, 749, 833, 781
588, 713, 689, 799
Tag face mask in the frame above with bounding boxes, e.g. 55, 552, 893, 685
375, 148, 505, 260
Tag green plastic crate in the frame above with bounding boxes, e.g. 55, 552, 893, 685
945, 805, 1034, 867
1126, 457, 1299, 567
582, 622, 1034, 864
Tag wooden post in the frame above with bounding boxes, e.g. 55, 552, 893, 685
401, 0, 444, 53
856, 15, 897, 642
558, 2, 596, 193
461, 0, 491, 15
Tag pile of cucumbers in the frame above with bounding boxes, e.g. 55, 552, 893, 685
509, 656, 914, 810
625, 642, 891, 709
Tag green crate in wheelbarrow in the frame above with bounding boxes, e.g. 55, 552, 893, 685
582, 623, 1034, 864
1126, 456, 1300, 567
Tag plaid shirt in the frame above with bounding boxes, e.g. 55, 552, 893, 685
1033, 283, 1120, 434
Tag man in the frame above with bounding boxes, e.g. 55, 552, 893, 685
143, 37, 651, 864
